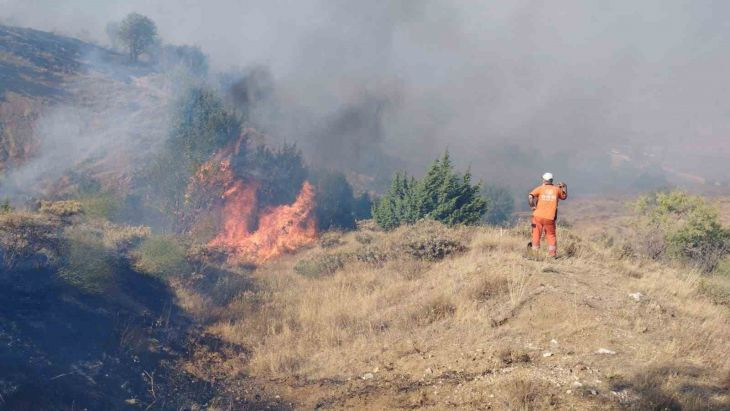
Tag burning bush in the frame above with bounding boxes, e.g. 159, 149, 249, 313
135, 85, 371, 264
141, 86, 242, 230
231, 142, 307, 210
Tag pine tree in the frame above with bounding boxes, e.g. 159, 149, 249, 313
373, 151, 487, 230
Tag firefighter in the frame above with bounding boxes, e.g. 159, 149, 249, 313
527, 172, 567, 257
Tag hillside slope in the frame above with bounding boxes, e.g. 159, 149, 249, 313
0, 24, 171, 195
181, 220, 730, 410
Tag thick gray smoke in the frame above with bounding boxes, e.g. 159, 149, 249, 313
3, 0, 730, 194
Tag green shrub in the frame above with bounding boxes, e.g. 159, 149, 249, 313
79, 193, 121, 219
0, 198, 12, 214
373, 151, 486, 230
394, 219, 466, 261
132, 235, 191, 279
632, 190, 730, 271
294, 253, 346, 278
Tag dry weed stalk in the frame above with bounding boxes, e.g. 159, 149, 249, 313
507, 264, 532, 309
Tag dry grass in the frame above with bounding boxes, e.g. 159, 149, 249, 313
188, 215, 730, 409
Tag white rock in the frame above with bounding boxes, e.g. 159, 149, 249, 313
572, 381, 583, 388
596, 348, 616, 355
628, 292, 644, 302
372, 367, 379, 373
362, 373, 374, 380
542, 352, 554, 357
550, 339, 559, 346
425, 367, 433, 374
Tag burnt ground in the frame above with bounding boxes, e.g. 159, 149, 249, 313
0, 262, 202, 410
0, 260, 286, 410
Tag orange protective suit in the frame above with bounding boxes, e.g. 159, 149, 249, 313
529, 183, 567, 256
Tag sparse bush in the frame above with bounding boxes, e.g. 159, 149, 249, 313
293, 253, 346, 278
132, 235, 191, 279
318, 231, 343, 249
394, 219, 466, 261
354, 232, 373, 244
632, 190, 730, 271
698, 278, 730, 306
354, 245, 388, 267
373, 151, 487, 230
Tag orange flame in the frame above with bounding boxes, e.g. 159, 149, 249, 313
207, 166, 317, 264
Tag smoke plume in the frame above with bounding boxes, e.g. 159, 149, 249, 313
3, 0, 730, 194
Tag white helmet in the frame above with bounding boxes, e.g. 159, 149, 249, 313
542, 172, 553, 181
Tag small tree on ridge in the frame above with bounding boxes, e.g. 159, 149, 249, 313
118, 13, 157, 62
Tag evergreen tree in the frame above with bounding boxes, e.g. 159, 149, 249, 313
482, 185, 515, 226
373, 151, 487, 230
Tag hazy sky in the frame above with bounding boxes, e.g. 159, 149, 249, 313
3, 0, 729, 188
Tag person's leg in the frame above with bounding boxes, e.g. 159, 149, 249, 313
545, 220, 557, 256
531, 217, 543, 250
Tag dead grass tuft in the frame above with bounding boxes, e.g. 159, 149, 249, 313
497, 376, 557, 410
391, 219, 467, 261
412, 296, 456, 325
471, 276, 508, 302
318, 231, 343, 248
354, 245, 388, 267
293, 252, 346, 278
39, 200, 83, 217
